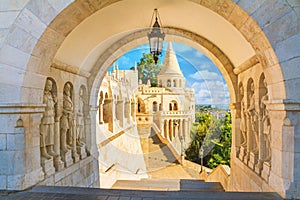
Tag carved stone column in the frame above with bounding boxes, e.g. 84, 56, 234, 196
169, 119, 173, 141
160, 119, 165, 138
165, 120, 169, 140
99, 97, 104, 124
53, 115, 64, 171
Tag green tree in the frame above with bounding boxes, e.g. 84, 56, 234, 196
206, 112, 232, 168
185, 112, 211, 163
185, 111, 232, 169
131, 53, 162, 87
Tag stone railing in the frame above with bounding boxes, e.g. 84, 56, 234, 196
161, 111, 190, 116
200, 164, 231, 191
183, 160, 212, 178
143, 88, 164, 94
97, 125, 135, 148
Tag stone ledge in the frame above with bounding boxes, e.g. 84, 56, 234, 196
233, 55, 259, 75
51, 59, 90, 77
0, 103, 45, 114
267, 99, 300, 111
54, 156, 93, 183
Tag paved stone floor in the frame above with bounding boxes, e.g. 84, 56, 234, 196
0, 186, 282, 200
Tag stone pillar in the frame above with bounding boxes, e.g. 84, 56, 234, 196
183, 119, 188, 144
104, 99, 113, 132
267, 101, 299, 199
131, 100, 136, 122
0, 104, 44, 190
71, 117, 79, 163
160, 119, 165, 138
53, 115, 64, 171
255, 116, 264, 174
179, 119, 183, 139
117, 100, 124, 127
86, 106, 99, 158
229, 103, 240, 158
165, 120, 169, 140
99, 97, 104, 124
170, 119, 173, 141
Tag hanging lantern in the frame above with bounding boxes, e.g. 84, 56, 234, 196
148, 8, 165, 64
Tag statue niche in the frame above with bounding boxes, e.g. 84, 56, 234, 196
40, 78, 58, 160
76, 86, 87, 159
239, 85, 247, 147
260, 79, 271, 162
60, 83, 73, 153
247, 81, 259, 154
40, 78, 57, 176
60, 82, 79, 166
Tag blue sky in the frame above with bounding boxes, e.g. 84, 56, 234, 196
111, 42, 230, 108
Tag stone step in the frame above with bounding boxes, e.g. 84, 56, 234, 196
112, 179, 224, 192
3, 186, 282, 200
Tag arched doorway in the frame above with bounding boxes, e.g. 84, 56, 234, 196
0, 0, 298, 198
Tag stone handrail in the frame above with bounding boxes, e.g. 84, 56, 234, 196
203, 164, 231, 191
97, 126, 135, 148
151, 125, 182, 164
183, 160, 212, 179
104, 162, 144, 175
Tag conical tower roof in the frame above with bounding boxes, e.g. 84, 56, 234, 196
158, 42, 183, 76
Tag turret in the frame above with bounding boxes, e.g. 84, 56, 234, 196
157, 42, 186, 89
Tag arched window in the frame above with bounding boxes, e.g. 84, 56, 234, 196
174, 102, 178, 110
153, 101, 158, 112
173, 80, 176, 87
167, 79, 171, 87
169, 100, 178, 111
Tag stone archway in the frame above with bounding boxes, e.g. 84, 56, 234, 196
0, 0, 299, 198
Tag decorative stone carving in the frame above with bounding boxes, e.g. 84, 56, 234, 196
60, 82, 78, 164
77, 87, 86, 147
76, 86, 87, 159
239, 85, 247, 147
99, 92, 104, 124
261, 79, 271, 162
40, 79, 58, 160
247, 82, 259, 154
60, 83, 73, 152
40, 78, 57, 175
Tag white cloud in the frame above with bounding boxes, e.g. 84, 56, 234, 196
189, 70, 222, 81
190, 80, 229, 105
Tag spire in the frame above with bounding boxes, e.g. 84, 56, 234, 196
158, 42, 183, 76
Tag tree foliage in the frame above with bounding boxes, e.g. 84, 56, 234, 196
132, 53, 162, 87
185, 112, 211, 163
185, 111, 232, 169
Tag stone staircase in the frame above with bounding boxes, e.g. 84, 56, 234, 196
112, 179, 224, 191
140, 131, 179, 173
1, 185, 282, 199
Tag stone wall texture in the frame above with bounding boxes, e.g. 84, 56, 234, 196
0, 0, 299, 199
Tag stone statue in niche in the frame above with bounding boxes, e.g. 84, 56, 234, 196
76, 87, 85, 147
248, 82, 259, 154
40, 79, 58, 159
60, 83, 74, 153
260, 80, 271, 161
239, 85, 247, 147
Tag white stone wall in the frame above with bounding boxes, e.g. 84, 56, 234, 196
0, 1, 298, 198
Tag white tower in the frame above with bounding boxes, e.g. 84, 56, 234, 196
157, 42, 186, 91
